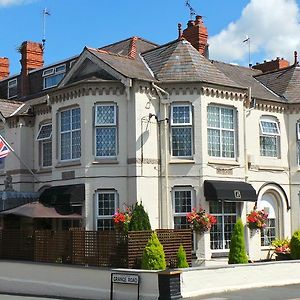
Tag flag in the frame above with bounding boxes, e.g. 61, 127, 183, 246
0, 138, 10, 158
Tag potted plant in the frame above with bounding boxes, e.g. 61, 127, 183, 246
272, 238, 291, 260
246, 209, 268, 230
113, 207, 132, 233
186, 207, 217, 233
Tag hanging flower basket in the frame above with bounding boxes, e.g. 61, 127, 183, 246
246, 209, 268, 230
186, 208, 217, 234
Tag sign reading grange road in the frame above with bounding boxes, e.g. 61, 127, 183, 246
112, 273, 139, 285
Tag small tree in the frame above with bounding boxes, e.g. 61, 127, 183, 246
228, 218, 248, 264
141, 232, 166, 270
290, 230, 300, 259
128, 202, 151, 231
176, 244, 189, 268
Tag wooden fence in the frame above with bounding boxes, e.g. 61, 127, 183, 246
0, 229, 192, 268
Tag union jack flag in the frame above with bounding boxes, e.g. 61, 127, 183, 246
0, 138, 10, 159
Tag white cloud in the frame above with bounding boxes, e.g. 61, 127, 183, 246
0, 0, 34, 6
209, 0, 300, 65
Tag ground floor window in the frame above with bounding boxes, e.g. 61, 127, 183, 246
209, 201, 237, 250
173, 188, 194, 229
96, 190, 117, 230
258, 193, 278, 246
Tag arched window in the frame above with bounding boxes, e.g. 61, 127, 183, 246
258, 193, 279, 246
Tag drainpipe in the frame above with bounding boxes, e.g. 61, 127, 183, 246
152, 83, 170, 229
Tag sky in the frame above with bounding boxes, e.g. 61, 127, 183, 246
0, 0, 300, 75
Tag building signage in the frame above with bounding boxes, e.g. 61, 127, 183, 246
112, 273, 139, 285
234, 190, 242, 199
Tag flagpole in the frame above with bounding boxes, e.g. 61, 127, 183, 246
0, 134, 40, 182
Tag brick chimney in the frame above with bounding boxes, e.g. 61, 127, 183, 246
0, 57, 9, 80
182, 15, 209, 57
19, 41, 44, 97
253, 57, 290, 73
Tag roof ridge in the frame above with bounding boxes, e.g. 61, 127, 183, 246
99, 36, 158, 50
87, 47, 135, 60
254, 64, 296, 77
141, 39, 181, 55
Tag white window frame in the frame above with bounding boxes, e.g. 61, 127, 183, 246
36, 124, 52, 141
94, 103, 117, 158
259, 116, 280, 158
297, 122, 300, 141
170, 104, 193, 158
207, 105, 236, 159
172, 187, 195, 229
95, 190, 118, 230
36, 123, 52, 167
8, 78, 17, 99
43, 64, 66, 89
209, 201, 238, 251
59, 107, 81, 161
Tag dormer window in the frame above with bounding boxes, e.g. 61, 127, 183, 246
43, 64, 66, 89
8, 78, 17, 99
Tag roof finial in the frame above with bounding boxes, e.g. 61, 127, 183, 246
178, 23, 183, 39
294, 50, 298, 66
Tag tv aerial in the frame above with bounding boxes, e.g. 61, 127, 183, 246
42, 8, 51, 50
185, 0, 196, 19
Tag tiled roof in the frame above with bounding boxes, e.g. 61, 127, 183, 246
141, 39, 239, 87
212, 61, 282, 102
0, 99, 23, 117
87, 48, 155, 81
101, 37, 158, 57
255, 65, 300, 103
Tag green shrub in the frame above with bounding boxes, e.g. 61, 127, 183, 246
141, 232, 166, 270
228, 218, 248, 264
290, 230, 300, 259
176, 244, 189, 268
128, 202, 151, 231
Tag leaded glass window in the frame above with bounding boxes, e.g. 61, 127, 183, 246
96, 191, 117, 230
207, 106, 236, 158
171, 105, 193, 157
60, 107, 81, 161
209, 201, 237, 250
37, 123, 52, 167
95, 104, 117, 158
173, 188, 193, 229
259, 117, 280, 157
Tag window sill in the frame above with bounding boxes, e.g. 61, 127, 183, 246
55, 160, 81, 168
258, 165, 286, 171
211, 251, 229, 258
208, 159, 240, 167
92, 159, 119, 164
36, 168, 52, 174
169, 159, 195, 164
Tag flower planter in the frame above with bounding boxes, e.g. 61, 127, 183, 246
246, 228, 261, 261
275, 253, 291, 261
195, 231, 211, 265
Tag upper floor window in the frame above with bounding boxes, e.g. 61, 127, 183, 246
207, 105, 236, 158
60, 107, 81, 161
8, 79, 17, 99
36, 123, 52, 167
43, 64, 66, 89
297, 122, 300, 165
95, 104, 117, 158
96, 190, 117, 230
259, 116, 280, 157
171, 104, 193, 157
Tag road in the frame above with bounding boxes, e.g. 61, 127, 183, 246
189, 284, 300, 299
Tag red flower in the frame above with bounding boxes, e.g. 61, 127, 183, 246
186, 207, 217, 233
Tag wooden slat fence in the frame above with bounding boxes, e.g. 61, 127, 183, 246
0, 229, 191, 268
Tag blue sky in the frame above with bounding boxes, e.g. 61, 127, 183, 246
0, 0, 300, 74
